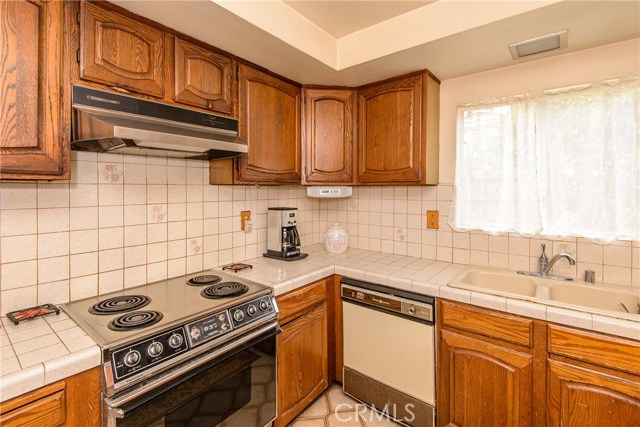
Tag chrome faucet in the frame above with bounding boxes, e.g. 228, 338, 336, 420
517, 244, 575, 281
542, 252, 576, 275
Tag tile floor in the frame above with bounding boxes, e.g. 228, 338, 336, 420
290, 385, 403, 427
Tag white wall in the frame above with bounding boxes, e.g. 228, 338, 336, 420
439, 38, 640, 183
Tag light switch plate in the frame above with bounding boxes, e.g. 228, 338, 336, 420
240, 210, 251, 231
426, 210, 439, 229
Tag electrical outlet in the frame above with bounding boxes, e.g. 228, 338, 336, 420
426, 210, 439, 229
240, 210, 251, 231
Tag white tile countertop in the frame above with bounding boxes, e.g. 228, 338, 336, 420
0, 311, 100, 402
2, 244, 638, 403
219, 244, 640, 341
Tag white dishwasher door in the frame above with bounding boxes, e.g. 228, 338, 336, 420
343, 300, 435, 405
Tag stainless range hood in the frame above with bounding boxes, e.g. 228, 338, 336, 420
71, 85, 247, 160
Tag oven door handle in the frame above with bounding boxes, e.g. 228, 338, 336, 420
105, 321, 280, 418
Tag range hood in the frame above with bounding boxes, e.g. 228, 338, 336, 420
71, 85, 247, 159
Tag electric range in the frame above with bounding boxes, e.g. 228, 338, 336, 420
62, 270, 279, 427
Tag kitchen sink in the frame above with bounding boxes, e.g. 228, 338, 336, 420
450, 268, 640, 316
454, 270, 539, 297
548, 284, 640, 314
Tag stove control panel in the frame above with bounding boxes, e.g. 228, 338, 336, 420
230, 295, 274, 328
186, 309, 233, 347
111, 327, 189, 382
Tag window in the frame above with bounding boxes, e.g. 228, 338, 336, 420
451, 77, 640, 242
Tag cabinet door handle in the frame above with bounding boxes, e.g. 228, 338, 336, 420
110, 86, 131, 94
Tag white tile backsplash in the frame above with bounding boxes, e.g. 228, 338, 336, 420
319, 185, 640, 288
2, 163, 638, 314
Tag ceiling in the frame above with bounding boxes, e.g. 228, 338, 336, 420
111, 0, 640, 86
282, 1, 433, 38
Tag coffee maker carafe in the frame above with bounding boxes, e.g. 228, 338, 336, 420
264, 208, 308, 261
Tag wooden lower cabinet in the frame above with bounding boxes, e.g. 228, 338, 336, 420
277, 302, 329, 427
438, 299, 640, 427
547, 359, 640, 427
438, 329, 535, 427
275, 278, 331, 427
0, 367, 101, 427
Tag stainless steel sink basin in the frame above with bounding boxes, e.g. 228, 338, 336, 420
454, 270, 539, 297
548, 284, 639, 314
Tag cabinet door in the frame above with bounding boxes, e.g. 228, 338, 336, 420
276, 302, 328, 427
438, 330, 534, 427
236, 65, 301, 183
0, 0, 69, 180
358, 73, 425, 184
302, 88, 357, 184
547, 359, 640, 427
174, 37, 235, 115
80, 2, 164, 97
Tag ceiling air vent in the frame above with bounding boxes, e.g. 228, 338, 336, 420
508, 30, 568, 60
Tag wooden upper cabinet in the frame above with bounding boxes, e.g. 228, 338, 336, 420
174, 37, 235, 115
0, 0, 70, 180
236, 64, 301, 183
302, 88, 357, 184
358, 71, 439, 185
80, 1, 165, 97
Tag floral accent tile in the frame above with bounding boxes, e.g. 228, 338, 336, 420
395, 228, 407, 242
148, 205, 167, 223
188, 238, 203, 256
100, 164, 123, 183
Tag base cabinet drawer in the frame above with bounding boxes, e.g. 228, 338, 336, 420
0, 367, 101, 427
0, 383, 65, 427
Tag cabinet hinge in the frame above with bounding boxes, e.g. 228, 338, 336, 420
77, 11, 81, 25
76, 50, 80, 63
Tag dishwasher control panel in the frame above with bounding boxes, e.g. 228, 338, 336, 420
341, 281, 434, 323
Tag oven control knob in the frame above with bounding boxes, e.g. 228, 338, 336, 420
233, 310, 245, 322
259, 300, 269, 311
168, 334, 183, 349
408, 305, 416, 315
124, 350, 141, 367
247, 305, 257, 317
147, 342, 164, 358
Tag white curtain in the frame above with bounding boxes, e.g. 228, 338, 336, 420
451, 76, 640, 242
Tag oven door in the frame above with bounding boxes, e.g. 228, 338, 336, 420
105, 322, 279, 427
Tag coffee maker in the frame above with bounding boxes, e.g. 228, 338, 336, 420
264, 208, 308, 261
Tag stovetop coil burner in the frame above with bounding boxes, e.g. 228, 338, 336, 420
108, 310, 164, 331
187, 274, 222, 286
89, 295, 151, 315
201, 282, 249, 299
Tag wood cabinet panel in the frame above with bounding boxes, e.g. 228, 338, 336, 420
236, 64, 301, 183
0, 0, 70, 180
302, 88, 357, 184
441, 300, 534, 347
548, 324, 640, 376
0, 367, 101, 427
277, 278, 327, 326
357, 72, 439, 184
438, 329, 534, 427
0, 382, 65, 427
547, 359, 640, 427
174, 37, 235, 114
276, 302, 329, 427
80, 1, 165, 97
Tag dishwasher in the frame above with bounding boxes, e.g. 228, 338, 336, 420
341, 277, 436, 427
